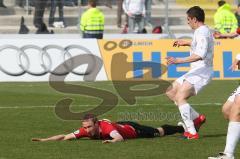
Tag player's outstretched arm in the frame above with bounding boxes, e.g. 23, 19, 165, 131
102, 130, 124, 144
173, 40, 191, 47
32, 133, 76, 142
166, 54, 202, 65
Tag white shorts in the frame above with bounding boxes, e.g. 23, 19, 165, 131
176, 66, 213, 94
227, 86, 240, 102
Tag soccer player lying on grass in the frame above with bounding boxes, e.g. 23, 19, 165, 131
32, 114, 185, 143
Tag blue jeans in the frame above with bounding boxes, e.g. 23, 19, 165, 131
128, 14, 144, 33
49, 0, 65, 25
145, 0, 152, 25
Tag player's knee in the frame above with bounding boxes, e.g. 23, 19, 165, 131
175, 94, 186, 105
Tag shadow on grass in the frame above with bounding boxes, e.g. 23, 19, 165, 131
202, 133, 226, 138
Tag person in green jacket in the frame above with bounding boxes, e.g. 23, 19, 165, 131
214, 0, 238, 34
80, 0, 105, 39
235, 3, 240, 27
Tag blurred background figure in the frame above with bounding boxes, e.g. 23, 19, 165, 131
144, 0, 152, 27
214, 0, 238, 34
123, 0, 146, 33
117, 0, 123, 28
235, 3, 240, 27
18, 16, 29, 34
49, 0, 66, 28
80, 0, 104, 39
117, 0, 128, 28
15, 0, 34, 8
0, 0, 6, 8
33, 0, 48, 29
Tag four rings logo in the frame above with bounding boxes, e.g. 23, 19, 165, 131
0, 44, 99, 76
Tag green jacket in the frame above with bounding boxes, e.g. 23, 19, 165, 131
214, 3, 238, 33
80, 8, 105, 34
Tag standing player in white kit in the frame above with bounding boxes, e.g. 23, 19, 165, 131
208, 55, 240, 159
166, 6, 214, 139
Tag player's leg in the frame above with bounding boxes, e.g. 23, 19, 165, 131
117, 121, 161, 137
165, 81, 181, 103
209, 95, 240, 159
117, 121, 183, 138
222, 101, 233, 120
222, 86, 240, 120
223, 95, 240, 158
175, 81, 195, 105
158, 124, 185, 136
174, 81, 199, 138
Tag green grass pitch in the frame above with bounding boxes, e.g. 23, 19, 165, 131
0, 80, 239, 159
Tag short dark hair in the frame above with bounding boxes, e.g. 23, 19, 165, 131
88, 0, 97, 7
238, 3, 240, 7
218, 0, 226, 7
186, 6, 205, 22
82, 114, 98, 123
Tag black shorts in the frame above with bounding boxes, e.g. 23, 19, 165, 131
116, 121, 160, 138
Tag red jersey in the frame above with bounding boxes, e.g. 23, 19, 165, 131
73, 119, 137, 139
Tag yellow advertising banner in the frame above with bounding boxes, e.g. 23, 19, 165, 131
98, 39, 240, 81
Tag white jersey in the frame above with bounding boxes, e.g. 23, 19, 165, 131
190, 25, 214, 69
123, 0, 146, 15
176, 25, 214, 94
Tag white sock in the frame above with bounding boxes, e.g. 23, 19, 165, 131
190, 107, 199, 120
178, 103, 197, 134
224, 121, 240, 158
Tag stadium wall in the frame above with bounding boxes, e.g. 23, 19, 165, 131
0, 34, 239, 82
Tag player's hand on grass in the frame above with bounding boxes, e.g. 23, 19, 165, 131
31, 138, 43, 142
102, 140, 114, 144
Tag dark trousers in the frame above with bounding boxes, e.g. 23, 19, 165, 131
83, 33, 103, 39
16, 0, 25, 7
49, 0, 64, 25
80, 0, 87, 5
16, 0, 33, 7
117, 0, 128, 27
34, 0, 48, 28
117, 0, 123, 27
97, 0, 112, 7
0, 0, 4, 5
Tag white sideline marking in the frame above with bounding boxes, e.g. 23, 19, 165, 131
0, 103, 223, 109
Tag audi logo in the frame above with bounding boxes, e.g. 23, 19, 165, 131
0, 44, 96, 76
